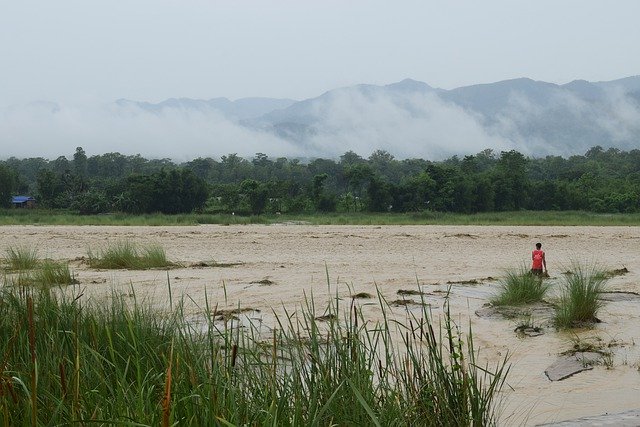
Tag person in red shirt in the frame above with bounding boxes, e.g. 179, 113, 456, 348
531, 242, 547, 276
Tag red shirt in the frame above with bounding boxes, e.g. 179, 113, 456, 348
532, 250, 545, 269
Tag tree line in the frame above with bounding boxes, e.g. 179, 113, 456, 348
0, 146, 638, 215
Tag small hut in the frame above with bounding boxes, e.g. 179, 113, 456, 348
11, 196, 37, 209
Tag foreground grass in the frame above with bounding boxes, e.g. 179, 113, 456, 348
555, 264, 609, 328
2, 209, 640, 226
88, 241, 173, 269
492, 268, 550, 306
0, 286, 509, 426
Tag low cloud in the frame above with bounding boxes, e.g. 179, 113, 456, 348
2, 85, 640, 161
0, 102, 303, 161
301, 90, 514, 159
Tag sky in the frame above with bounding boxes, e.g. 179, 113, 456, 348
1, 0, 639, 106
1, 1, 639, 159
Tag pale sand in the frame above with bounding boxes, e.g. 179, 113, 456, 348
2, 224, 639, 425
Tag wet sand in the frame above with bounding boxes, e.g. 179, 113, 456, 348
1, 224, 639, 425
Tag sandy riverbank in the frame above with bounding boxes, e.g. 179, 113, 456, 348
1, 224, 638, 425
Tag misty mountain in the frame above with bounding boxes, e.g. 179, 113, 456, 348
254, 79, 434, 127
109, 75, 640, 158
4, 76, 640, 161
243, 75, 640, 157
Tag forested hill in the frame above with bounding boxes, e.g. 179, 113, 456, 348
1, 146, 639, 215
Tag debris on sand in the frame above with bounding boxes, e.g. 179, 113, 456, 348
351, 292, 373, 299
397, 289, 426, 296
514, 325, 544, 337
445, 233, 478, 239
213, 307, 260, 322
251, 278, 276, 286
603, 267, 629, 278
448, 279, 480, 285
390, 299, 428, 307
190, 260, 243, 268
446, 277, 495, 285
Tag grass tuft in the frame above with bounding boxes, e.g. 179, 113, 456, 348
33, 260, 78, 286
492, 267, 550, 306
5, 246, 39, 270
554, 263, 609, 328
87, 241, 173, 269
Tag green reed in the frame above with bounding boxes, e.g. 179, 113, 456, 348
0, 280, 509, 425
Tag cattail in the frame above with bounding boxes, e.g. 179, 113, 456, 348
162, 343, 174, 427
230, 344, 238, 368
59, 362, 67, 399
27, 296, 37, 427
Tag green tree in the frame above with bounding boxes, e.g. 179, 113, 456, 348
0, 165, 17, 208
366, 176, 392, 212
36, 169, 64, 208
73, 146, 88, 178
240, 179, 267, 215
493, 150, 529, 211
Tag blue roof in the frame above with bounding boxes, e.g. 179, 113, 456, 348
12, 196, 35, 203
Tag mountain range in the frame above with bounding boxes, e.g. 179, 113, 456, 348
115, 75, 640, 158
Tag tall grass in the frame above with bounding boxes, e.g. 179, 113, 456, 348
555, 263, 609, 328
4, 246, 39, 270
0, 283, 509, 425
87, 241, 172, 269
491, 268, 550, 306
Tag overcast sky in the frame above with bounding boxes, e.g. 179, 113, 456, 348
1, 0, 639, 107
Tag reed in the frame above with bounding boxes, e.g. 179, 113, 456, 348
0, 280, 509, 425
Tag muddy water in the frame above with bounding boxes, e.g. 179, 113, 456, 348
1, 224, 639, 425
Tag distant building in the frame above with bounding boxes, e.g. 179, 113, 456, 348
11, 196, 36, 209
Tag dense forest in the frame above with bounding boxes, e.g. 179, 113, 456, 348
0, 146, 638, 215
